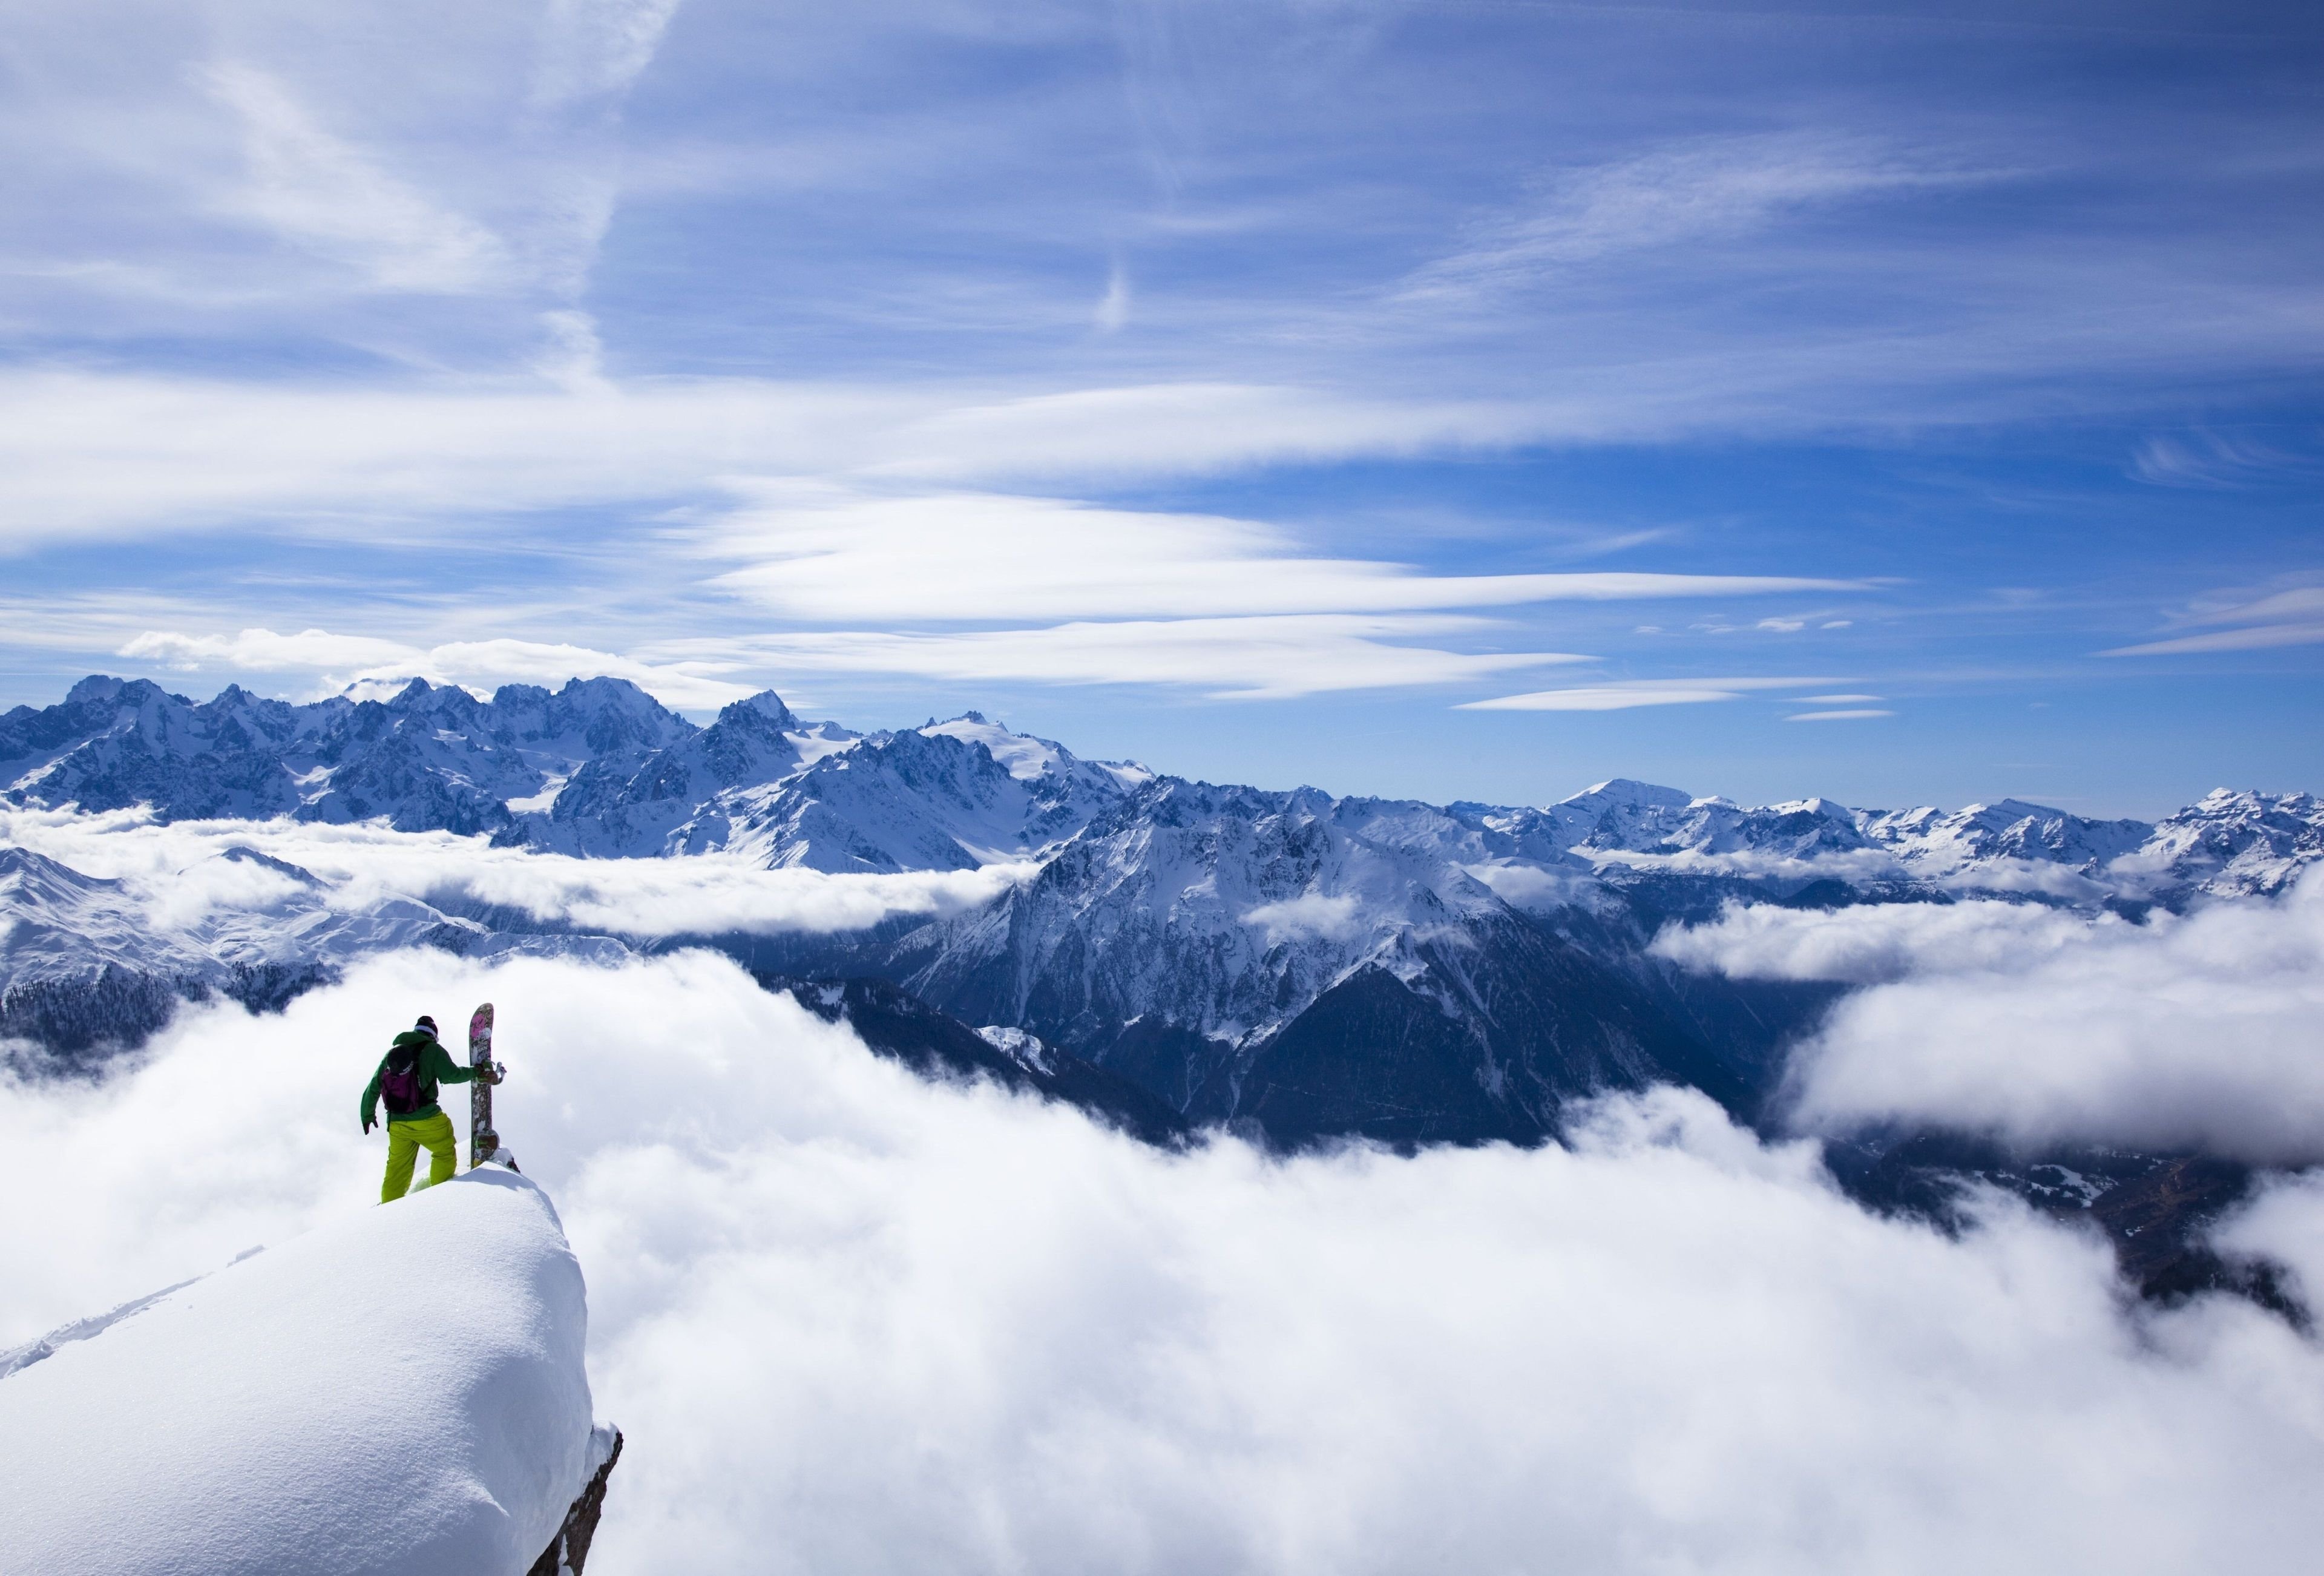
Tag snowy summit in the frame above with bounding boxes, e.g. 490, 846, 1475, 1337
0, 1167, 616, 1576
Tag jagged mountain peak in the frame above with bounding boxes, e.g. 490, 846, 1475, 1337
721, 689, 801, 729
552, 674, 668, 709
2136, 786, 2324, 897
64, 674, 177, 708
1955, 796, 2074, 822
1563, 778, 1694, 809
2181, 786, 2321, 816
0, 844, 117, 892
2, 672, 701, 833
919, 713, 1064, 782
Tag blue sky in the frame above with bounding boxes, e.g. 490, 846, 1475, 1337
1, 0, 2319, 816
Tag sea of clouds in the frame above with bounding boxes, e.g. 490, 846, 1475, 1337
0, 806, 1033, 939
1656, 870, 2324, 1164
7, 945, 2324, 1574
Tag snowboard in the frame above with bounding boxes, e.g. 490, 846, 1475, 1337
468, 1002, 500, 1171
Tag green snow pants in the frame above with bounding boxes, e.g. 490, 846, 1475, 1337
381, 1111, 459, 1203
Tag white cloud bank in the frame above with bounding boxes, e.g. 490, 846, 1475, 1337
1657, 875, 2324, 1164
704, 485, 1858, 622
1653, 899, 2110, 987
114, 616, 1584, 704
0, 807, 1029, 941
4, 951, 2323, 1574
118, 627, 759, 711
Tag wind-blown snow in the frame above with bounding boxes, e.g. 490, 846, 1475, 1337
0, 1166, 598, 1576
4, 950, 2323, 1574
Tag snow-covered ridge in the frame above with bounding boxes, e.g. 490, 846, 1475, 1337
0, 1166, 612, 1575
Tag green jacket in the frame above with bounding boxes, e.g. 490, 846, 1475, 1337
361, 1031, 481, 1128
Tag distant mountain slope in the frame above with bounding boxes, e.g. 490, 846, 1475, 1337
2, 675, 694, 834
873, 779, 1837, 1142
0, 839, 625, 1064
2131, 788, 2324, 897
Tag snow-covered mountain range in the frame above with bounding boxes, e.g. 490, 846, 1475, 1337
7, 674, 2322, 1149
10, 674, 2313, 893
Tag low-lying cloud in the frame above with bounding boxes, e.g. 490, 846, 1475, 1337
1241, 890, 1365, 944
0, 807, 1029, 941
4, 951, 2323, 1574
1659, 873, 2324, 1163
1652, 898, 2113, 986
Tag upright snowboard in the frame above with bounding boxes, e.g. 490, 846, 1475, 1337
468, 1002, 499, 1171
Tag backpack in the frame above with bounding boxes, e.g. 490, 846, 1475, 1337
379, 1040, 430, 1117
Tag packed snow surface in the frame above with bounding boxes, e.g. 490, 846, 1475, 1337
0, 1166, 600, 1576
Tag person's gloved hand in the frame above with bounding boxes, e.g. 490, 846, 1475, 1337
363, 1117, 375, 1134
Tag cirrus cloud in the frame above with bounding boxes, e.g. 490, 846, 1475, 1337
1459, 676, 1852, 712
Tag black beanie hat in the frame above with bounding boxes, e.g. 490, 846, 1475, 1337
415, 1014, 438, 1033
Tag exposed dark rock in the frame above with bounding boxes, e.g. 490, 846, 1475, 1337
758, 973, 1191, 1148
1223, 965, 1518, 1148
527, 1428, 623, 1576
2084, 1156, 2306, 1322
1823, 1135, 2309, 1325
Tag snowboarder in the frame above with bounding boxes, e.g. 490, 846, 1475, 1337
361, 1014, 501, 1203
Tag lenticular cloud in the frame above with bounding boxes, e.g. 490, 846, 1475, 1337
5, 950, 2324, 1574
1660, 870, 2324, 1163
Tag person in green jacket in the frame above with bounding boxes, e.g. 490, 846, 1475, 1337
361, 1014, 501, 1203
